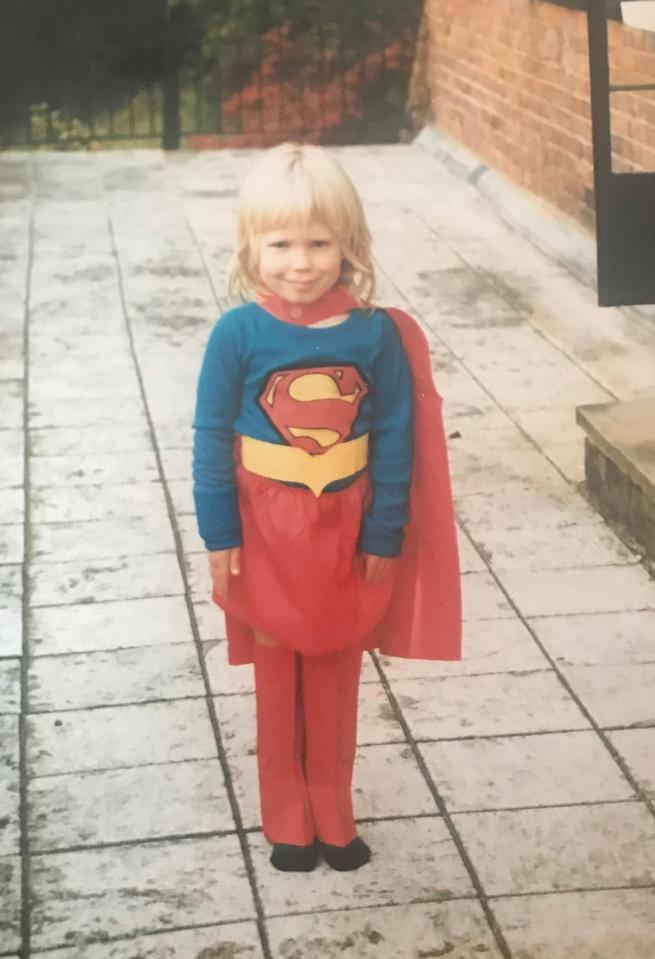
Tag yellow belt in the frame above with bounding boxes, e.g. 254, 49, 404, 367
240, 433, 369, 497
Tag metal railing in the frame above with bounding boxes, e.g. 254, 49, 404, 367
2, 4, 423, 149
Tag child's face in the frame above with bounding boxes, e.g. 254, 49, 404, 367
257, 220, 343, 304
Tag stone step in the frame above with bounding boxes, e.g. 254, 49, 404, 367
576, 397, 655, 561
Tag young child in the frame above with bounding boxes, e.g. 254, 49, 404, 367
193, 143, 461, 873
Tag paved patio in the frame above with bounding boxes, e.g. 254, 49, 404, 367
1, 141, 655, 958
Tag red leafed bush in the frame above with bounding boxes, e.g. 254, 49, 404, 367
189, 22, 416, 149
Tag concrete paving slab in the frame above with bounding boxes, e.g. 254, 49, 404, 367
28, 758, 234, 852
497, 564, 655, 618
204, 640, 254, 695
0, 488, 22, 525
145, 389, 197, 424
167, 478, 194, 516
508, 403, 586, 449
193, 600, 226, 641
151, 416, 194, 450
540, 439, 587, 484
29, 553, 183, 607
0, 716, 19, 856
0, 608, 21, 657
454, 802, 655, 896
492, 888, 655, 959
562, 663, 655, 729
266, 900, 502, 959
403, 269, 527, 334
420, 731, 634, 813
456, 482, 604, 532
0, 457, 22, 491
0, 353, 23, 381
30, 425, 152, 457
223, 753, 259, 829
451, 445, 566, 497
42, 922, 264, 959
28, 595, 192, 656
31, 515, 175, 562
30, 451, 160, 489
30, 835, 255, 950
461, 572, 515, 620
29, 366, 140, 402
0, 381, 23, 430
0, 660, 20, 715
352, 681, 407, 746
249, 817, 474, 917
158, 447, 193, 482
0, 854, 21, 953
176, 512, 204, 554
31, 482, 170, 525
378, 618, 547, 679
4, 140, 655, 957
456, 530, 487, 574
468, 522, 638, 571
28, 642, 204, 713
390, 671, 589, 741
28, 698, 217, 777
353, 743, 436, 820
0, 525, 23, 565
28, 396, 146, 431
185, 551, 212, 603
528, 610, 655, 666
435, 384, 512, 436
0, 565, 21, 608
607, 729, 655, 802
29, 333, 132, 366
0, 429, 22, 459
467, 355, 612, 411
526, 279, 655, 399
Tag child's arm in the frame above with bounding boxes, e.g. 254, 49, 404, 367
362, 552, 396, 583
192, 312, 245, 590
207, 546, 241, 595
360, 314, 414, 574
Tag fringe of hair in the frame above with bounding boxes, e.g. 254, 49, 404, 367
226, 143, 377, 310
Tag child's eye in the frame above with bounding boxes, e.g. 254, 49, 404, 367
312, 240, 330, 247
270, 241, 288, 249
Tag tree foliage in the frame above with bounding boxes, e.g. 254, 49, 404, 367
1, 0, 423, 145
1, 0, 199, 140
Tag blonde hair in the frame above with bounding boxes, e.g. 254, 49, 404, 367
227, 143, 376, 306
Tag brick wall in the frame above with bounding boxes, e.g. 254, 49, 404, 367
413, 0, 655, 227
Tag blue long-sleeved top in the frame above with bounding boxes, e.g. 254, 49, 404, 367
192, 302, 413, 557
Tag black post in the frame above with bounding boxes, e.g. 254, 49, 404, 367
587, 0, 612, 304
162, 0, 181, 150
162, 67, 181, 149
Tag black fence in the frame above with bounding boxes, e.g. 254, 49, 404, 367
587, 0, 655, 305
1, 1, 423, 149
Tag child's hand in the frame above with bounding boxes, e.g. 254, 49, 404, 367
208, 547, 241, 597
362, 552, 396, 584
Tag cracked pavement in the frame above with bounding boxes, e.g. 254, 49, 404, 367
1, 141, 655, 958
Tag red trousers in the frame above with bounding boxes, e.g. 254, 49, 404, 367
253, 642, 362, 846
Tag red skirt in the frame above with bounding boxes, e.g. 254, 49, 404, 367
214, 465, 396, 659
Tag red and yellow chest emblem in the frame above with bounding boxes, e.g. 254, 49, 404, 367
259, 365, 369, 455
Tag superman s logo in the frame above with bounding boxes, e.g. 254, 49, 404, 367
259, 365, 369, 455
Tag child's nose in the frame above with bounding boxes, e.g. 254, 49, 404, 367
291, 246, 311, 269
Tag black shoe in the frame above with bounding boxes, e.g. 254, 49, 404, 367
320, 836, 371, 871
270, 838, 320, 872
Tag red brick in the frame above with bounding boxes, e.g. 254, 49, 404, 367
412, 0, 655, 227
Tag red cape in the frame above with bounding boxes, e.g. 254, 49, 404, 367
222, 306, 462, 663
372, 308, 461, 660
